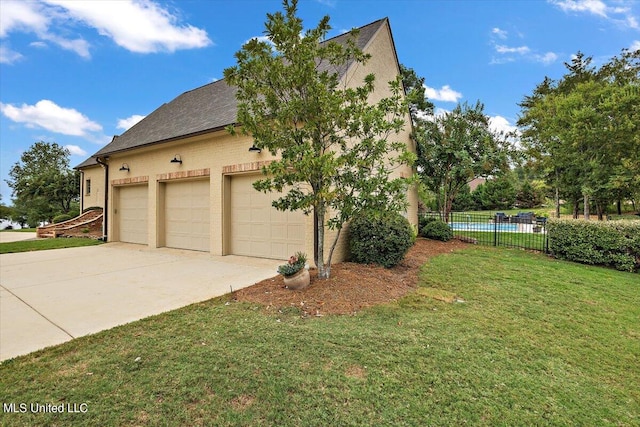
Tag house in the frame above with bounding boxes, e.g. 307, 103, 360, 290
76, 18, 417, 263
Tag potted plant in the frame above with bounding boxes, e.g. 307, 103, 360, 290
278, 252, 310, 290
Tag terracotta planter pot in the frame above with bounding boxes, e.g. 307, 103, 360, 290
283, 268, 310, 290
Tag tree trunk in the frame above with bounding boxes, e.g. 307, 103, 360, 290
583, 193, 590, 220
315, 205, 330, 279
617, 200, 622, 215
573, 200, 579, 219
596, 203, 604, 221
555, 186, 560, 219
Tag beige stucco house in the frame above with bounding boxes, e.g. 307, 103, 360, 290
76, 18, 417, 263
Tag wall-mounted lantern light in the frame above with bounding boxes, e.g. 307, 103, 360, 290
170, 155, 182, 164
248, 145, 261, 153
119, 163, 130, 172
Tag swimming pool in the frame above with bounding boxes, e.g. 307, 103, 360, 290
449, 222, 518, 232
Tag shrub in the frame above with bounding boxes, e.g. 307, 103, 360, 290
52, 214, 73, 224
350, 211, 415, 268
83, 206, 103, 213
418, 214, 439, 232
422, 220, 453, 242
548, 219, 640, 272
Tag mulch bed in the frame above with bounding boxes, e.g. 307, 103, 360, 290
233, 238, 469, 316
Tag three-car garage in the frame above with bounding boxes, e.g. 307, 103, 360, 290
114, 174, 305, 260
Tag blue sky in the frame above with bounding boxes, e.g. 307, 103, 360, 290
1, 0, 639, 203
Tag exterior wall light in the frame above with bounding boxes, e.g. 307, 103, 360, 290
248, 145, 261, 153
119, 163, 130, 172
170, 155, 182, 164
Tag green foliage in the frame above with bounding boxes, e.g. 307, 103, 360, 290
7, 141, 79, 224
52, 214, 73, 224
224, 0, 412, 278
415, 101, 511, 221
421, 220, 454, 241
418, 213, 439, 231
548, 219, 640, 272
516, 180, 544, 208
473, 176, 517, 210
349, 211, 415, 268
83, 206, 103, 212
277, 252, 308, 277
400, 64, 434, 119
451, 183, 475, 211
518, 50, 640, 218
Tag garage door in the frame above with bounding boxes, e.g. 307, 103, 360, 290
230, 174, 305, 259
165, 180, 210, 252
118, 185, 148, 245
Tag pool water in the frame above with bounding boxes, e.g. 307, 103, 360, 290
450, 222, 518, 232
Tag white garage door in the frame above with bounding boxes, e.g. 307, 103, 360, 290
230, 174, 305, 259
118, 185, 148, 245
165, 180, 210, 252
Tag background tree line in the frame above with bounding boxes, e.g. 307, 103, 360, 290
518, 49, 639, 220
2, 141, 79, 228
403, 47, 639, 219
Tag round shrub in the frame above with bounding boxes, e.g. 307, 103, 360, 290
418, 214, 439, 232
349, 211, 415, 268
52, 214, 73, 224
422, 220, 453, 242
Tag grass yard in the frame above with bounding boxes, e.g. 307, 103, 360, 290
457, 230, 548, 251
1, 248, 638, 426
0, 238, 103, 254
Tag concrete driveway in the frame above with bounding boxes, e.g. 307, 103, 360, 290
0, 231, 37, 243
0, 243, 281, 361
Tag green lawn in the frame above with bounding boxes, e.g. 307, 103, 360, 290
1, 248, 638, 426
0, 228, 37, 232
457, 230, 548, 251
0, 238, 103, 254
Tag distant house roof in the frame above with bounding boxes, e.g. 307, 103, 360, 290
76, 18, 388, 168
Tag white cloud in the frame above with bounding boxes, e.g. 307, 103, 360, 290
0, 45, 23, 64
0, 0, 211, 59
492, 27, 508, 39
534, 51, 559, 64
489, 115, 518, 135
631, 40, 640, 51
423, 84, 463, 103
550, 0, 608, 17
0, 0, 48, 37
117, 114, 145, 130
246, 35, 274, 46
549, 0, 640, 29
64, 144, 87, 156
491, 38, 558, 66
0, 100, 102, 138
495, 44, 531, 55
0, 0, 90, 58
44, 0, 212, 53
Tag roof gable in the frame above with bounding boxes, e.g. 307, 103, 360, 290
78, 18, 390, 165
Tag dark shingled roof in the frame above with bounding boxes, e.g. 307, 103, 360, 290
76, 18, 387, 166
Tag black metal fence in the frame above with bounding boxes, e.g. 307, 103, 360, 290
421, 211, 549, 253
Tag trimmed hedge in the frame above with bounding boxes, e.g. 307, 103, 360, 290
421, 220, 453, 242
547, 219, 640, 272
349, 211, 415, 268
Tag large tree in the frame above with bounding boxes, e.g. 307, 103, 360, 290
519, 50, 639, 219
224, 0, 413, 279
7, 141, 79, 225
415, 101, 510, 221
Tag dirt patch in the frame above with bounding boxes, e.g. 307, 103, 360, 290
234, 238, 469, 316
